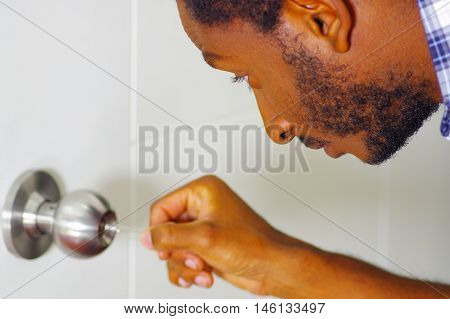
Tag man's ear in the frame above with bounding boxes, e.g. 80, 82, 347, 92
283, 0, 353, 53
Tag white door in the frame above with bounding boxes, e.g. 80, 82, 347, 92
1, 0, 450, 299
0, 0, 131, 298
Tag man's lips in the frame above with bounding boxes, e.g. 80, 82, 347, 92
298, 136, 328, 149
298, 136, 344, 159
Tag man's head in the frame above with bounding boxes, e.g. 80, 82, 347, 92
176, 0, 441, 164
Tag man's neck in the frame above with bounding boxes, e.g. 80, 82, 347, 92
346, 0, 441, 101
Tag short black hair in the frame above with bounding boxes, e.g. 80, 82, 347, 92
184, 0, 283, 32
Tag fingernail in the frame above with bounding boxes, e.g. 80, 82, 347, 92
140, 231, 153, 250
194, 275, 210, 288
185, 259, 197, 270
178, 278, 190, 288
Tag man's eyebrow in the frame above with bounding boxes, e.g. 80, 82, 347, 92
201, 51, 227, 67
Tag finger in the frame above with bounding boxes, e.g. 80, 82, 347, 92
167, 264, 190, 288
168, 259, 213, 288
151, 220, 216, 257
141, 227, 208, 264
158, 251, 170, 260
140, 230, 154, 250
175, 212, 192, 223
150, 182, 202, 227
140, 230, 171, 259
170, 250, 211, 271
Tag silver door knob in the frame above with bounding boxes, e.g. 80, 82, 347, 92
2, 170, 118, 259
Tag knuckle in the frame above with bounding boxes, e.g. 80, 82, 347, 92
197, 175, 225, 189
191, 175, 229, 202
198, 174, 219, 182
149, 201, 158, 215
168, 260, 196, 284
167, 268, 178, 286
166, 259, 176, 271
149, 201, 162, 224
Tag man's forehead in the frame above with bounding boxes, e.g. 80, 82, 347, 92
181, 19, 238, 56
177, 0, 263, 51
176, 0, 203, 48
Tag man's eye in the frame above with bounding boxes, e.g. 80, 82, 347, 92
231, 75, 249, 84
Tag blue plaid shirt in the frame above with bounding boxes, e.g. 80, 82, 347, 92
418, 0, 450, 139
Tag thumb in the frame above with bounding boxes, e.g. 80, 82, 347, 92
150, 220, 214, 255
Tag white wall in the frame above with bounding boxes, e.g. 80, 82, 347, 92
0, 0, 449, 299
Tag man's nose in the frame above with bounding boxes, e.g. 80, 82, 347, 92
254, 91, 296, 144
264, 116, 296, 144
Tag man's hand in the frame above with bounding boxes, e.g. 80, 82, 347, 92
140, 175, 307, 297
141, 175, 450, 298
